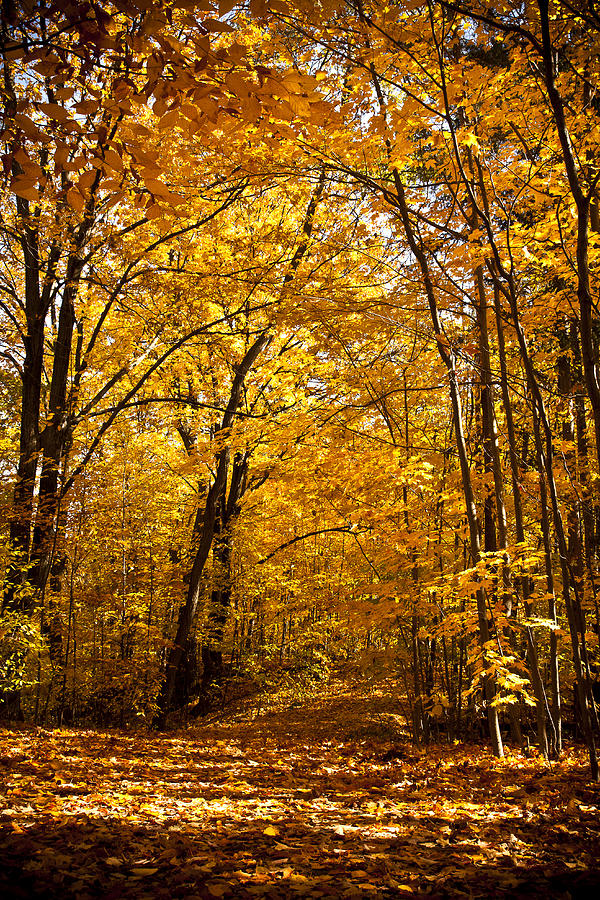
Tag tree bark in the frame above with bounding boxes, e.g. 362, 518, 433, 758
195, 450, 249, 714
154, 332, 270, 726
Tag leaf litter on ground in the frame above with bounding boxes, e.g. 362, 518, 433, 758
1, 680, 599, 899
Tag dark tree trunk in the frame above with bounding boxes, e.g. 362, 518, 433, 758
195, 451, 249, 714
153, 334, 269, 727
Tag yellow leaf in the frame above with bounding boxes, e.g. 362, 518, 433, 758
462, 131, 480, 152
263, 825, 279, 836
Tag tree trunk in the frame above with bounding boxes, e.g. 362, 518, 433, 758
391, 173, 503, 757
195, 451, 249, 715
493, 263, 598, 779
154, 333, 269, 726
537, 0, 600, 482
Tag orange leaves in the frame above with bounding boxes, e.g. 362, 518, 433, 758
10, 175, 41, 202
7, 148, 47, 200
36, 102, 72, 124
0, 716, 598, 900
225, 71, 254, 98
12, 148, 43, 180
77, 170, 97, 193
203, 18, 234, 33
12, 113, 50, 143
156, 108, 180, 130
75, 99, 100, 116
102, 148, 124, 172
66, 187, 86, 213
142, 176, 184, 212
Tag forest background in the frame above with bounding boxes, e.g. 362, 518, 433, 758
2, 0, 600, 781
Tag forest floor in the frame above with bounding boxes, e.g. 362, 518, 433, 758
1, 676, 599, 899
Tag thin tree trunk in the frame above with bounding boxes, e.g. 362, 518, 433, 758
391, 172, 503, 757
362, 50, 504, 757
492, 263, 598, 778
491, 286, 550, 756
196, 451, 249, 714
537, 0, 600, 481
154, 332, 270, 726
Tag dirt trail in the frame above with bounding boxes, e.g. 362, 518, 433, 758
1, 682, 599, 898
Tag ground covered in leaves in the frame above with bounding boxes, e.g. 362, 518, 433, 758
1, 682, 599, 899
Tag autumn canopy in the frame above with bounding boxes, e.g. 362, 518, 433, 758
1, 0, 600, 783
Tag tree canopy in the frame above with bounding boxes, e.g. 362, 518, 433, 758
2, 0, 600, 780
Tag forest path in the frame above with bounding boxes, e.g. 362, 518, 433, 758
1, 681, 599, 899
